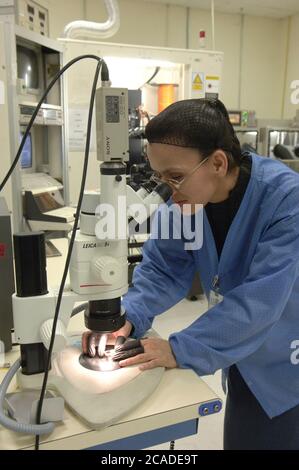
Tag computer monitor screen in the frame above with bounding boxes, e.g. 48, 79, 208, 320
228, 111, 242, 126
17, 45, 39, 90
20, 132, 32, 169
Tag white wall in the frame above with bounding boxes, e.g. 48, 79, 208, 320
47, 0, 85, 39
240, 15, 288, 119
50, 0, 187, 48
85, 0, 169, 47
166, 5, 187, 48
45, 0, 293, 119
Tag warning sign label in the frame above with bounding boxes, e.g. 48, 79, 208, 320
192, 72, 204, 91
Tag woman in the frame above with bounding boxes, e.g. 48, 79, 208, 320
114, 99, 299, 449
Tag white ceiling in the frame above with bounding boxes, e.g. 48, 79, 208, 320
142, 0, 299, 18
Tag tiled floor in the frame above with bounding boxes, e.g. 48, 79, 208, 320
148, 297, 226, 450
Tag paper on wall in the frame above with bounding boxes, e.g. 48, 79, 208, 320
69, 106, 96, 152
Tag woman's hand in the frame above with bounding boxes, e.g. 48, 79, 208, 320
110, 320, 133, 339
118, 337, 177, 371
82, 320, 133, 356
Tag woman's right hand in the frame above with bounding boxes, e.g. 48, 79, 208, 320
82, 320, 133, 357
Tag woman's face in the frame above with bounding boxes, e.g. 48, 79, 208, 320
147, 143, 231, 209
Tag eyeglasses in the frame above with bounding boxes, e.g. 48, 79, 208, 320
152, 156, 210, 191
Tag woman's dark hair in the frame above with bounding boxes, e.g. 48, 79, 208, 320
145, 98, 242, 169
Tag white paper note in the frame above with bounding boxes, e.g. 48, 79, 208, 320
69, 106, 96, 151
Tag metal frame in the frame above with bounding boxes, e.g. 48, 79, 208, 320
234, 128, 259, 152
0, 14, 68, 230
267, 128, 299, 157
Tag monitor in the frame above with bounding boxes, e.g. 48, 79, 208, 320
20, 132, 32, 170
228, 111, 242, 126
17, 44, 40, 93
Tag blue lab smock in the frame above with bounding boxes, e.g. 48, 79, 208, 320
122, 154, 299, 418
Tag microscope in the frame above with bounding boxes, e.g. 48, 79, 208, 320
6, 85, 172, 430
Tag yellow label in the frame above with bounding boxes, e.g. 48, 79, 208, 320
192, 73, 204, 91
193, 74, 202, 84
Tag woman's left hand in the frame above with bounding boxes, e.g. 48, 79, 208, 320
119, 337, 177, 371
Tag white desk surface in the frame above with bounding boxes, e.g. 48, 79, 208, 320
0, 239, 220, 450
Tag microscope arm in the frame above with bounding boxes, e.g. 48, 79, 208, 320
12, 288, 111, 353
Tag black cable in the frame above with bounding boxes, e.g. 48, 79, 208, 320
0, 54, 102, 193
100, 60, 110, 82
139, 66, 160, 89
34, 58, 104, 450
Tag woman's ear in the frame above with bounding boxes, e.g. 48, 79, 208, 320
211, 150, 229, 175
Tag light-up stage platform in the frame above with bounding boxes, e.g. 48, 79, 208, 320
17, 332, 164, 430
79, 345, 121, 372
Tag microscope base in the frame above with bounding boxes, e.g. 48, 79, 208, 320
17, 342, 164, 430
